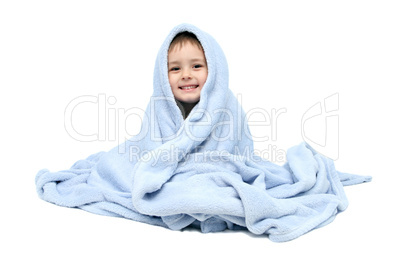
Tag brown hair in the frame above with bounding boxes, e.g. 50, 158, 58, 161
168, 31, 203, 52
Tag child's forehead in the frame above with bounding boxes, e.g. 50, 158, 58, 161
169, 41, 201, 53
168, 44, 206, 65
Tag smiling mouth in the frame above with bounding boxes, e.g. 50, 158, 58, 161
179, 85, 199, 90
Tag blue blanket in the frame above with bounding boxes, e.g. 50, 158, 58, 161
35, 23, 371, 242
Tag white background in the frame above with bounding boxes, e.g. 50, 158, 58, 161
1, 0, 401, 253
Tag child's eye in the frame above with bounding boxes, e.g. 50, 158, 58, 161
170, 67, 180, 71
193, 64, 202, 69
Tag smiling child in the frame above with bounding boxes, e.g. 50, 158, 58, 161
168, 32, 208, 119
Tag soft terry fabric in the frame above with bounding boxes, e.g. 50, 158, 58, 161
35, 23, 371, 242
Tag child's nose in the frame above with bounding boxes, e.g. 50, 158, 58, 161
181, 69, 192, 80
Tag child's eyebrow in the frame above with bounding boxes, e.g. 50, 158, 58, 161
190, 58, 206, 62
168, 58, 206, 66
168, 60, 180, 66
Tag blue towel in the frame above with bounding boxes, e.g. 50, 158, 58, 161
35, 23, 371, 242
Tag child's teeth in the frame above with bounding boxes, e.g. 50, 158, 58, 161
183, 86, 196, 90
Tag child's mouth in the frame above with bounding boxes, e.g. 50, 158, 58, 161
179, 85, 199, 91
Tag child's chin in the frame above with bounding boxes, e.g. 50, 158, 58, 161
179, 97, 200, 104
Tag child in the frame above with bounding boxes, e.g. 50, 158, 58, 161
168, 32, 208, 119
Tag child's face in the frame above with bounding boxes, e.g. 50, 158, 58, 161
168, 42, 208, 104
